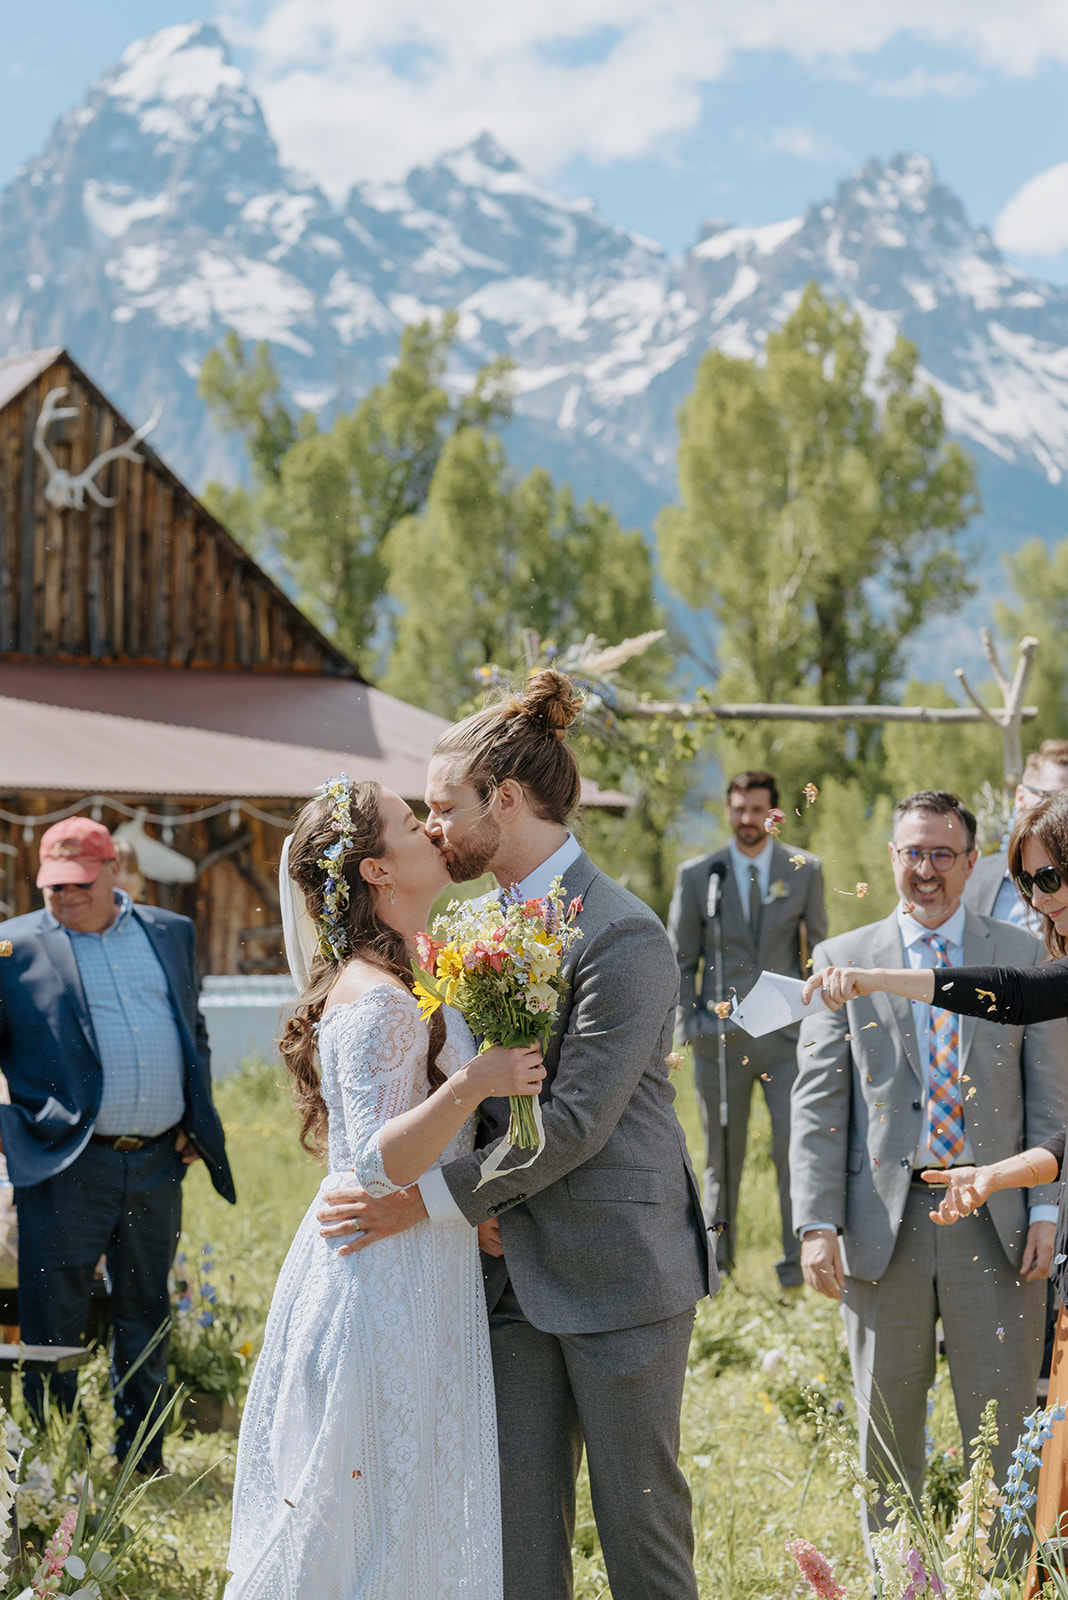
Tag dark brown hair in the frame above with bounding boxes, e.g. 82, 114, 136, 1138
278, 780, 446, 1158
726, 770, 779, 809
432, 668, 584, 824
1008, 792, 1068, 959
891, 790, 977, 852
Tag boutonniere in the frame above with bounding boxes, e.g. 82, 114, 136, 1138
763, 880, 788, 905
0, 940, 11, 958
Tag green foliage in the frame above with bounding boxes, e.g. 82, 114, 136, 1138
198, 330, 295, 486
198, 315, 513, 668
660, 284, 978, 717
381, 430, 662, 716
659, 283, 981, 810
996, 538, 1068, 745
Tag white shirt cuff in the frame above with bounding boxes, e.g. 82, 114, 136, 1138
799, 1223, 837, 1237
419, 1165, 467, 1225
1029, 1204, 1059, 1226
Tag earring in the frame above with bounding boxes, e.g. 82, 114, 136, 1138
390, 888, 397, 905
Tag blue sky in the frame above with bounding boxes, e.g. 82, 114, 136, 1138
4, 1, 1068, 280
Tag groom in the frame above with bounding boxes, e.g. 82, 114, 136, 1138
318, 688, 715, 1600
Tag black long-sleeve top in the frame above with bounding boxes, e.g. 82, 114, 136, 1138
932, 961, 1068, 1302
932, 958, 1068, 1027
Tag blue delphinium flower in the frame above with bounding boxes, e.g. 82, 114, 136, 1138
1003, 1405, 1067, 1536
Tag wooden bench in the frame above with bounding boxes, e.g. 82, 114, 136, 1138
0, 1344, 93, 1408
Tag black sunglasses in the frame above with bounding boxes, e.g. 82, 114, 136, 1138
1016, 866, 1063, 900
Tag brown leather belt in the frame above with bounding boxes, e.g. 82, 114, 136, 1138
90, 1127, 178, 1153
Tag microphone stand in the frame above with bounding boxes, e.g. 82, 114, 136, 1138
707, 867, 733, 1274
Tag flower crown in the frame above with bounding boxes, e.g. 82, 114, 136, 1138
315, 774, 357, 962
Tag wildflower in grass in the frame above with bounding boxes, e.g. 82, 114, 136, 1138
0, 1401, 18, 1582
945, 1402, 1004, 1587
785, 1536, 846, 1600
32, 1505, 76, 1598
1002, 1404, 1066, 1538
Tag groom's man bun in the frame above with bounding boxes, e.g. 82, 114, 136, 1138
433, 668, 584, 825
507, 669, 584, 740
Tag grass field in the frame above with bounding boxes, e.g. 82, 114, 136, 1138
73, 1053, 971, 1599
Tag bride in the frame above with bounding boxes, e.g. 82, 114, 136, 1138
225, 777, 544, 1600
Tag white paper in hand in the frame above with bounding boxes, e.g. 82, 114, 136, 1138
731, 972, 828, 1037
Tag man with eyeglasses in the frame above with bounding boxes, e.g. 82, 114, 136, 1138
964, 740, 1068, 929
790, 789, 1068, 1546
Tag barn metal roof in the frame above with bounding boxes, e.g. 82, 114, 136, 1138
0, 662, 631, 812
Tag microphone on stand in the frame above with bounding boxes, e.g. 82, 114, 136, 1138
706, 861, 727, 920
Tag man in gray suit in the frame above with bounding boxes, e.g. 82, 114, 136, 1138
317, 675, 715, 1600
791, 789, 1068, 1536
964, 740, 1068, 927
669, 770, 826, 1285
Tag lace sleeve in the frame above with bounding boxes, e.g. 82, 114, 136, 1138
327, 987, 429, 1196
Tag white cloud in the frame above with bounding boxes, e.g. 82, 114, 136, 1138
995, 163, 1068, 256
766, 125, 845, 161
871, 65, 981, 97
220, 0, 1068, 196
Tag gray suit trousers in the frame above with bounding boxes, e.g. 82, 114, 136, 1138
490, 1281, 698, 1600
843, 1181, 1044, 1541
693, 1030, 801, 1285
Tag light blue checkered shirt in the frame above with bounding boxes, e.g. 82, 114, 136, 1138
57, 892, 186, 1137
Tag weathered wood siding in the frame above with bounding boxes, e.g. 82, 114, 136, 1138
0, 797, 291, 975
0, 352, 355, 677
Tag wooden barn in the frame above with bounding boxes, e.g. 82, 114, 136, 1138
0, 348, 626, 977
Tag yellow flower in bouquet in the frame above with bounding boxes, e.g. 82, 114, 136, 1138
412, 877, 583, 1185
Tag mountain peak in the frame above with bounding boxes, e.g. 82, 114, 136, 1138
464, 131, 518, 173
103, 21, 245, 113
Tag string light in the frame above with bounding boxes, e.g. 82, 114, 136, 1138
0, 797, 292, 833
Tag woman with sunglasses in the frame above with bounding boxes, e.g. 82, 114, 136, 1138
805, 790, 1068, 1593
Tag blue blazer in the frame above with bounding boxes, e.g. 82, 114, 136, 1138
0, 904, 235, 1202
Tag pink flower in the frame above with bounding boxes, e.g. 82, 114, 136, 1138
567, 896, 583, 919
524, 897, 546, 914
785, 1537, 846, 1600
34, 1506, 77, 1597
414, 933, 442, 969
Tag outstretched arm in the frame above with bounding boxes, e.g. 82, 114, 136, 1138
805, 959, 1068, 1026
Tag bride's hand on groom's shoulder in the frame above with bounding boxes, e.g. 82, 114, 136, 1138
318, 1181, 427, 1255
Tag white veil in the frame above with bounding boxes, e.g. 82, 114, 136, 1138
279, 832, 319, 992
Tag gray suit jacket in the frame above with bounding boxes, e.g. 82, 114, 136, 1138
790, 907, 1068, 1281
668, 842, 826, 1045
440, 850, 715, 1335
963, 852, 1013, 919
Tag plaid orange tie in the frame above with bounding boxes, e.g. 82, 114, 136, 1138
923, 933, 964, 1166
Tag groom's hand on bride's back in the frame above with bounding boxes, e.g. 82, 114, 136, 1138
318, 1182, 427, 1255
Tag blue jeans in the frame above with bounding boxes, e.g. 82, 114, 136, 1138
15, 1136, 184, 1462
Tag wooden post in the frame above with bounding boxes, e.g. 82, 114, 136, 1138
584, 631, 1041, 795
954, 631, 1040, 794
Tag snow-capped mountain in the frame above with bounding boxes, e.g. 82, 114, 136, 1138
4, 21, 1068, 585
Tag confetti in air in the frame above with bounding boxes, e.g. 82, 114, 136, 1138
803, 782, 819, 806
764, 808, 786, 836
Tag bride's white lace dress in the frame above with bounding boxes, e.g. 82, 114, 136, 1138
225, 987, 502, 1600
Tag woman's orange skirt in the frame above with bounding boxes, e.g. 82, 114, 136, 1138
1027, 1305, 1068, 1599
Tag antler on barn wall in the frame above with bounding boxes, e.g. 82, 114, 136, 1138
33, 386, 163, 511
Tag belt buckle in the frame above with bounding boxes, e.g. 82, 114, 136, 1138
113, 1135, 144, 1153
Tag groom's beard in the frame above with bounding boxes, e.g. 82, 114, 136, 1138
445, 814, 502, 882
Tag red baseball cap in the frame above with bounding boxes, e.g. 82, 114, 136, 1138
36, 817, 117, 888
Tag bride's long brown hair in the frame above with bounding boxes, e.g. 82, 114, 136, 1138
278, 780, 447, 1159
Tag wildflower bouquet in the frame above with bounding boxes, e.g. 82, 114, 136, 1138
412, 877, 583, 1186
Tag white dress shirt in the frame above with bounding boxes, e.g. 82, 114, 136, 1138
420, 833, 583, 1226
